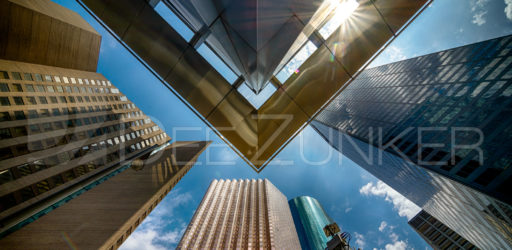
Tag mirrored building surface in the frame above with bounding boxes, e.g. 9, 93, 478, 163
312, 35, 512, 249
409, 210, 477, 250
289, 196, 334, 250
78, 0, 433, 170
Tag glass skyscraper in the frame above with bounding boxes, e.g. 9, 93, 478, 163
312, 35, 512, 249
289, 196, 334, 250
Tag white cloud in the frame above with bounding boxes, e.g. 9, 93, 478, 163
360, 181, 421, 220
345, 207, 352, 213
119, 189, 192, 250
379, 221, 388, 232
472, 11, 487, 26
354, 232, 366, 249
389, 232, 399, 243
385, 240, 407, 250
505, 0, 512, 21
385, 46, 407, 63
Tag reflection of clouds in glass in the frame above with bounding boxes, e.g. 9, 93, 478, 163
276, 41, 318, 83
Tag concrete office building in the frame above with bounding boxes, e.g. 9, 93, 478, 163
0, 0, 172, 237
289, 196, 334, 250
0, 141, 210, 249
409, 210, 477, 250
312, 35, 512, 248
178, 179, 301, 249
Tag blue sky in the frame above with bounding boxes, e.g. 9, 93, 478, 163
53, 1, 512, 249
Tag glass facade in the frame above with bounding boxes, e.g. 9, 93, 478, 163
312, 35, 512, 249
289, 196, 333, 250
409, 210, 477, 249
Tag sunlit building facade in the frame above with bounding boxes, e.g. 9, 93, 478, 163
312, 35, 512, 249
178, 179, 301, 249
0, 0, 171, 238
0, 141, 209, 249
289, 196, 334, 250
409, 210, 477, 250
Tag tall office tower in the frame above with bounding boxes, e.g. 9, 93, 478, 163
0, 141, 210, 249
409, 210, 477, 250
0, 0, 171, 237
289, 196, 334, 250
312, 35, 512, 248
178, 179, 301, 249
79, 0, 432, 171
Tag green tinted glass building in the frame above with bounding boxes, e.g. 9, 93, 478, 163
289, 196, 333, 250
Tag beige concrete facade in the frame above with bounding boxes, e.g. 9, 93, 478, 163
0, 141, 210, 250
0, 58, 170, 233
178, 179, 301, 249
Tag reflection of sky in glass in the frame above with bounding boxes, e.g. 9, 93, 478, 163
319, 0, 359, 39
237, 82, 276, 109
276, 41, 318, 83
154, 2, 194, 41
196, 44, 238, 84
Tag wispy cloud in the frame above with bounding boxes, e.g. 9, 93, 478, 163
379, 221, 388, 232
385, 240, 407, 250
359, 181, 421, 220
120, 189, 193, 250
354, 232, 366, 249
505, 0, 512, 21
470, 0, 490, 26
345, 207, 352, 213
472, 11, 488, 26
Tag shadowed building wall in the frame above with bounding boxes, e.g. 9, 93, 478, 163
178, 179, 301, 249
409, 210, 477, 250
0, 141, 210, 250
0, 0, 101, 72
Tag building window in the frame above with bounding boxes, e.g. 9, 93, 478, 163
36, 85, 45, 92
0, 83, 9, 92
0, 71, 9, 79
26, 84, 35, 92
13, 97, 24, 105
23, 73, 33, 81
0, 128, 12, 139
12, 84, 23, 92
49, 96, 58, 103
34, 74, 43, 81
0, 97, 10, 106
28, 110, 38, 118
26, 96, 37, 105
11, 72, 22, 80
14, 111, 25, 120
0, 112, 10, 121
44, 75, 52, 82
38, 96, 48, 104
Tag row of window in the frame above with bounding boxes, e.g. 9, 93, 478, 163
0, 130, 166, 187
0, 70, 113, 88
0, 142, 146, 213
0, 94, 128, 107
0, 82, 119, 95
0, 117, 159, 161
0, 103, 139, 123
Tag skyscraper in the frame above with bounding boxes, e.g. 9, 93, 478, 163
312, 35, 512, 248
289, 196, 334, 250
0, 0, 172, 237
409, 210, 477, 250
178, 179, 301, 249
78, 0, 432, 170
0, 141, 210, 249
